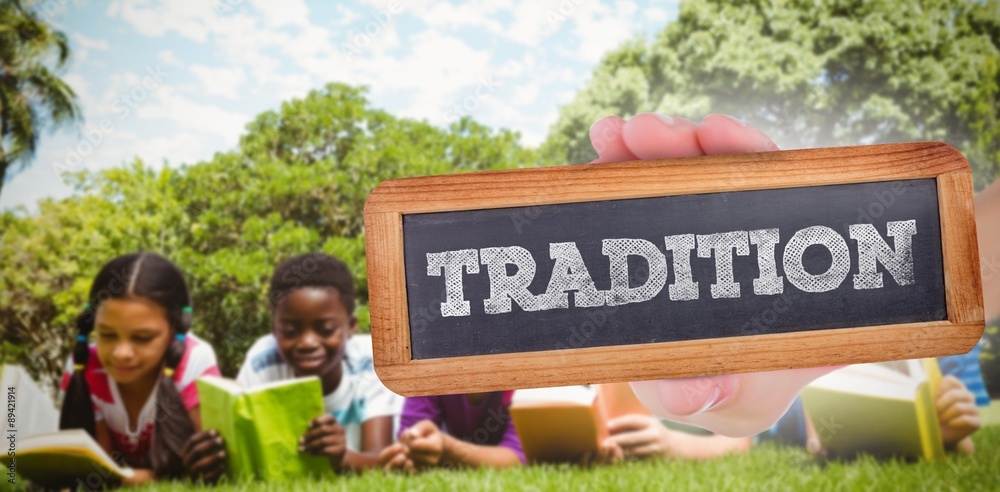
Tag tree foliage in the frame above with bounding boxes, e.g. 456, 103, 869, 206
0, 83, 547, 386
0, 0, 79, 194
544, 0, 1000, 191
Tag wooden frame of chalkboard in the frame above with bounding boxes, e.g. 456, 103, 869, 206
364, 142, 984, 396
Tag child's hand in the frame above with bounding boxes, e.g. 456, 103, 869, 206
604, 414, 675, 460
936, 375, 981, 454
379, 442, 415, 473
182, 429, 227, 483
591, 113, 845, 437
300, 414, 348, 469
399, 420, 446, 468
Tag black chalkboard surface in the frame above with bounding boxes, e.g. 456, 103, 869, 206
403, 178, 947, 359
364, 142, 983, 396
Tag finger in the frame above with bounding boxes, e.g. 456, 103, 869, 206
383, 451, 409, 472
184, 435, 224, 469
939, 401, 978, 425
607, 414, 656, 434
182, 430, 213, 456
605, 430, 655, 449
623, 442, 662, 459
589, 115, 636, 163
942, 412, 981, 431
302, 421, 343, 444
310, 414, 337, 428
379, 443, 406, 463
202, 467, 224, 483
936, 375, 964, 396
621, 113, 703, 160
806, 437, 823, 455
406, 438, 440, 458
696, 114, 780, 155
409, 419, 438, 438
937, 387, 975, 415
595, 441, 623, 464
303, 433, 345, 454
191, 449, 226, 477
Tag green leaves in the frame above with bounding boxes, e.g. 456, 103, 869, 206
0, 0, 80, 194
546, 0, 1000, 191
0, 82, 549, 384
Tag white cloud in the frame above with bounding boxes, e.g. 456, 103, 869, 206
512, 83, 540, 105
158, 50, 183, 67
346, 30, 493, 124
133, 133, 211, 167
643, 6, 670, 24
72, 33, 110, 50
506, 1, 562, 46
412, 1, 505, 34
106, 0, 220, 43
570, 0, 638, 62
136, 87, 247, 146
251, 0, 309, 27
189, 65, 246, 99
333, 5, 360, 25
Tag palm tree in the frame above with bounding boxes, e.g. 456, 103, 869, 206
0, 0, 79, 196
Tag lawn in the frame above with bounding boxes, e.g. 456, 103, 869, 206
6, 403, 998, 492
95, 406, 1000, 492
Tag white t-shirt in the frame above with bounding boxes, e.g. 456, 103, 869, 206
236, 333, 401, 451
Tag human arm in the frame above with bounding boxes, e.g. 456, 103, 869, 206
92, 420, 154, 486
602, 414, 752, 462
338, 415, 394, 471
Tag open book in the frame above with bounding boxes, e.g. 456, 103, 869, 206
196, 375, 332, 480
509, 383, 651, 463
800, 358, 944, 460
1, 364, 59, 437
0, 429, 134, 488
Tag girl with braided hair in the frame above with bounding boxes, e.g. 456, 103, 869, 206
59, 253, 221, 484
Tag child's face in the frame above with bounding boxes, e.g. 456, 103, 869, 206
273, 287, 356, 380
95, 297, 174, 387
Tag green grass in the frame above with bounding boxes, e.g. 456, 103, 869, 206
7, 402, 998, 491
114, 423, 1000, 492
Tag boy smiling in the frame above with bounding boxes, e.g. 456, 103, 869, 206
185, 253, 400, 478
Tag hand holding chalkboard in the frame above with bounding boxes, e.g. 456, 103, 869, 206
591, 113, 842, 437
364, 112, 984, 438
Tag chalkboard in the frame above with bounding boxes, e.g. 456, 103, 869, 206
365, 142, 984, 396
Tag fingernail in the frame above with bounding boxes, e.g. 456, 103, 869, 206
218, 451, 226, 458
718, 114, 750, 128
655, 114, 675, 126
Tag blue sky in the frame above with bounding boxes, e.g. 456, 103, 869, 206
0, 0, 681, 211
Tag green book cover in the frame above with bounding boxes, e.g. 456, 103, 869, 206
801, 359, 944, 461
196, 376, 331, 480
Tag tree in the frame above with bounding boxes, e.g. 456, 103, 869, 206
544, 0, 1000, 191
0, 0, 79, 195
0, 83, 550, 386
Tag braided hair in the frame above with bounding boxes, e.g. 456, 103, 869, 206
59, 253, 196, 478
